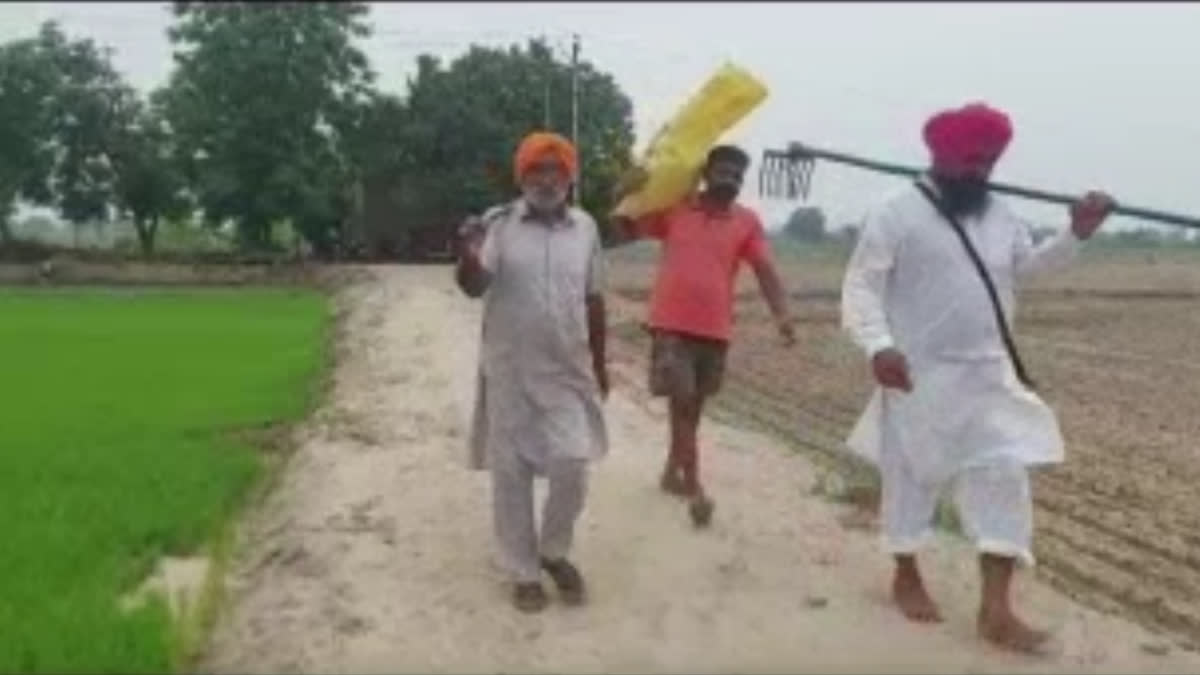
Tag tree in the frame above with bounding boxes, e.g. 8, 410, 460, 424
1112, 227, 1164, 247
0, 23, 73, 244
109, 95, 190, 255
378, 40, 635, 254
341, 91, 410, 180
0, 22, 141, 246
1164, 228, 1188, 247
161, 1, 375, 255
783, 206, 827, 242
40, 27, 140, 237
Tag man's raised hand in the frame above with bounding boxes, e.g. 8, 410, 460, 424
1070, 191, 1116, 240
457, 215, 485, 259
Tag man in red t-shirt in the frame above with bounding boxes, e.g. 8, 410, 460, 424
610, 145, 795, 527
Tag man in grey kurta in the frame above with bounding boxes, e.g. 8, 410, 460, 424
456, 132, 609, 613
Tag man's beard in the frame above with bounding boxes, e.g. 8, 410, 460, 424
934, 175, 990, 215
523, 186, 567, 213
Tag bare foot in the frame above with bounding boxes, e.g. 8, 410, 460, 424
892, 570, 943, 623
978, 608, 1052, 654
659, 467, 689, 497
688, 494, 714, 528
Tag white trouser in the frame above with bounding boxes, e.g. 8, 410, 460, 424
490, 450, 589, 583
879, 443, 1035, 567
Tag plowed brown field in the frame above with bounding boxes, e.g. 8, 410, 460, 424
607, 245, 1200, 645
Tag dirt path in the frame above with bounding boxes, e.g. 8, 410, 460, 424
200, 266, 1199, 675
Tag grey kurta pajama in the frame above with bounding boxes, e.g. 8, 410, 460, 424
467, 198, 608, 584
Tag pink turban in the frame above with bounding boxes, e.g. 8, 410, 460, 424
922, 103, 1013, 171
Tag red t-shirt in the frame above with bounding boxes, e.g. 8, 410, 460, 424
635, 198, 770, 342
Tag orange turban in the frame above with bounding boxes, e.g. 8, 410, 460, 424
923, 103, 1013, 171
513, 132, 578, 182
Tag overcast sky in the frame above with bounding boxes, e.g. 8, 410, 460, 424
3, 1, 1198, 232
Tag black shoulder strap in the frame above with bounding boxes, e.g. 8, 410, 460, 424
913, 181, 1035, 390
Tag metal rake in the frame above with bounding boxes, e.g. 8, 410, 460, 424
758, 142, 1200, 230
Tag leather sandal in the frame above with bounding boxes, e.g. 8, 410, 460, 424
540, 558, 587, 606
512, 582, 548, 613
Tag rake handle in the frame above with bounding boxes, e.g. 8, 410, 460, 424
764, 144, 1200, 231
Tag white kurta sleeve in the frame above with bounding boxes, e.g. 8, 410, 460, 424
1013, 219, 1082, 280
841, 204, 900, 357
575, 211, 606, 296
586, 233, 606, 296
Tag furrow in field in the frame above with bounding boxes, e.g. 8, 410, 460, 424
607, 263, 1200, 646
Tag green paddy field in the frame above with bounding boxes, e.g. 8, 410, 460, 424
0, 288, 328, 673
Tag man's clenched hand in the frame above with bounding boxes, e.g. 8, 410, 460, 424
872, 348, 913, 392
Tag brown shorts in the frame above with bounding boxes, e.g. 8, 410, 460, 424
648, 330, 729, 400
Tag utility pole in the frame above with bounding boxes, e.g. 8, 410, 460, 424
570, 33, 581, 205
542, 34, 552, 129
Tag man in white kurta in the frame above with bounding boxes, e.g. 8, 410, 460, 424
840, 102, 1114, 652
456, 132, 609, 613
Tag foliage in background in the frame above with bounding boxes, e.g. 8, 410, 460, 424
353, 39, 634, 255
0, 5, 636, 259
781, 205, 827, 242
160, 1, 375, 255
8, 6, 1190, 258
0, 23, 131, 244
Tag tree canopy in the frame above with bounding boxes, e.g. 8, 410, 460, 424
0, 6, 638, 259
160, 1, 375, 254
782, 206, 828, 242
0, 23, 136, 242
357, 39, 634, 254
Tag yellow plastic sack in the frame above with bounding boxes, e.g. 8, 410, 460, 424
614, 63, 768, 218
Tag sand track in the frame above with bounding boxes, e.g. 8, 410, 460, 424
199, 265, 1199, 674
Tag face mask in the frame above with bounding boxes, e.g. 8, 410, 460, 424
706, 182, 740, 203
